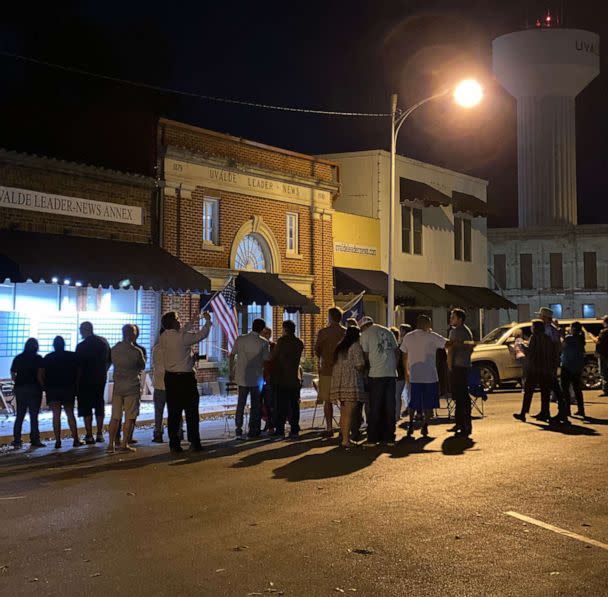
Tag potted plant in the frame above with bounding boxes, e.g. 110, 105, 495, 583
300, 356, 317, 389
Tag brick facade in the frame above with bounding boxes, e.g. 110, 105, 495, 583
0, 150, 155, 244
159, 119, 340, 357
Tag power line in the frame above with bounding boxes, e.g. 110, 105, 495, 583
0, 50, 391, 118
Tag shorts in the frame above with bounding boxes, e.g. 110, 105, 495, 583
46, 387, 76, 406
316, 375, 332, 404
111, 394, 140, 421
77, 384, 106, 418
409, 382, 440, 411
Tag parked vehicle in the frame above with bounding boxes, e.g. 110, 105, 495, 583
472, 319, 603, 392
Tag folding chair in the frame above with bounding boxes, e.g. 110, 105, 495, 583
468, 367, 487, 417
0, 381, 15, 416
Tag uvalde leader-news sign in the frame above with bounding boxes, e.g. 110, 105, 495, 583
0, 185, 143, 225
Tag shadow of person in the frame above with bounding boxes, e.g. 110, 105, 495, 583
529, 422, 600, 436
577, 416, 608, 426
389, 436, 438, 459
272, 445, 380, 482
441, 435, 476, 456
230, 434, 327, 468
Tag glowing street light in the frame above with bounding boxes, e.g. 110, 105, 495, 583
387, 79, 483, 326
453, 79, 484, 108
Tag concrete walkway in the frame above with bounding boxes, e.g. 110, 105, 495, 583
0, 388, 319, 445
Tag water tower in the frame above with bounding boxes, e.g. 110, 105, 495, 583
493, 13, 600, 227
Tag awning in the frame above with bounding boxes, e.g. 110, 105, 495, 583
0, 230, 211, 293
334, 267, 414, 305
400, 177, 451, 207
235, 271, 319, 314
445, 284, 516, 310
452, 191, 488, 217
400, 281, 463, 308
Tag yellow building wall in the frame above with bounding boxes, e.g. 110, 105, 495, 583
332, 211, 381, 271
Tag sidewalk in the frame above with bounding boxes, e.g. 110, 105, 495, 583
0, 389, 320, 445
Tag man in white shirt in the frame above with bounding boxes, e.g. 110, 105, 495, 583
400, 314, 452, 438
230, 318, 270, 439
108, 324, 146, 454
360, 317, 399, 445
159, 310, 212, 453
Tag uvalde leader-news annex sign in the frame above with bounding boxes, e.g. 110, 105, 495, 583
0, 185, 143, 225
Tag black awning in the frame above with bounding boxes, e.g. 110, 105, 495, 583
235, 271, 320, 314
400, 178, 451, 207
452, 191, 488, 217
0, 230, 211, 293
445, 284, 516, 310
334, 267, 415, 306
400, 281, 463, 308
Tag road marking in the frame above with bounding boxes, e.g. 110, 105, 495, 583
505, 511, 608, 551
0, 496, 26, 500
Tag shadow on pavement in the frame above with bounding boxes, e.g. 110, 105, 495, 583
230, 433, 328, 468
441, 436, 476, 456
577, 416, 608, 426
529, 422, 600, 436
389, 436, 438, 458
272, 445, 381, 481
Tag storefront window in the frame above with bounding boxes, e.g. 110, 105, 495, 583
110, 288, 137, 313
15, 282, 59, 312
0, 283, 14, 310
283, 310, 301, 337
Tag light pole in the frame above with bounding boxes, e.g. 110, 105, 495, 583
387, 79, 483, 327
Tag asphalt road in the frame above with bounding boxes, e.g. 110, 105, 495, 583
1, 391, 607, 597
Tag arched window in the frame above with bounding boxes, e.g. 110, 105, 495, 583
234, 234, 270, 271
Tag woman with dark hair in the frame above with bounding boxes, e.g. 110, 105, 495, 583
39, 336, 82, 449
330, 326, 367, 449
11, 338, 45, 448
559, 321, 587, 420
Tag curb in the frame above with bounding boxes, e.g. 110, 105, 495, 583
0, 399, 321, 445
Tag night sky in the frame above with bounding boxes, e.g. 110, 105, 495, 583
1, 0, 606, 228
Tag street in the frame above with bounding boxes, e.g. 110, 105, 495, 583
1, 391, 607, 597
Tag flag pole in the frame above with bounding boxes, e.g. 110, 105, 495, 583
199, 274, 234, 313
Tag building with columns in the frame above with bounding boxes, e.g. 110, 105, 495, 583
158, 119, 339, 359
487, 20, 603, 329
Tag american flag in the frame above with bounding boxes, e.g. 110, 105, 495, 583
209, 278, 239, 351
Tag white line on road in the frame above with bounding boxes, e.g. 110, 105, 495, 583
505, 511, 608, 551
0, 496, 25, 500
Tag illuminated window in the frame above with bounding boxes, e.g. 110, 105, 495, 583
549, 303, 562, 319
202, 198, 219, 244
283, 310, 301, 337
454, 217, 472, 262
235, 235, 267, 271
286, 213, 299, 254
582, 304, 595, 319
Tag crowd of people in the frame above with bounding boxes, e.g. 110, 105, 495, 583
8, 305, 608, 453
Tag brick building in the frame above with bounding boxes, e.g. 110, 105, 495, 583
0, 149, 209, 383
157, 119, 339, 359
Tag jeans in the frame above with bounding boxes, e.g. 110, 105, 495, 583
236, 385, 261, 436
274, 385, 300, 435
560, 367, 584, 416
367, 377, 396, 443
13, 384, 42, 444
165, 372, 201, 450
395, 379, 406, 420
599, 355, 608, 392
450, 366, 472, 434
153, 389, 167, 439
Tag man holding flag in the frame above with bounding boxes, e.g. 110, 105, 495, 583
159, 309, 212, 453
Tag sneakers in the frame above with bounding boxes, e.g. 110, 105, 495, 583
95, 433, 104, 443
30, 441, 46, 448
84, 435, 96, 445
11, 440, 22, 449
73, 439, 84, 448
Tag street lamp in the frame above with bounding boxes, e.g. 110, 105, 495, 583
387, 79, 483, 327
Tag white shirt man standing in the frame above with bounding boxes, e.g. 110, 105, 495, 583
229, 318, 270, 439
108, 324, 146, 453
400, 314, 451, 437
159, 310, 212, 453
